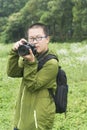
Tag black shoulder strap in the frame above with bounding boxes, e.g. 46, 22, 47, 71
37, 54, 58, 71
37, 54, 58, 108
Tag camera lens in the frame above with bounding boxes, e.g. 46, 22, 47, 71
18, 45, 30, 56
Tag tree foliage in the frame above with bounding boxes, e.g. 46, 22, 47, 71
0, 0, 29, 17
72, 0, 87, 41
0, 0, 87, 43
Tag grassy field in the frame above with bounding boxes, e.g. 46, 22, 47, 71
0, 41, 87, 130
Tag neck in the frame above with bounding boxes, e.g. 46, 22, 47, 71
37, 49, 49, 60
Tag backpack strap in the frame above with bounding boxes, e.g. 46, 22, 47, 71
37, 54, 58, 108
37, 54, 58, 71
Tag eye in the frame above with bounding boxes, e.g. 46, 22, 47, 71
36, 37, 42, 41
29, 38, 34, 42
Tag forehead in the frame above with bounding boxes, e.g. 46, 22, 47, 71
28, 27, 45, 37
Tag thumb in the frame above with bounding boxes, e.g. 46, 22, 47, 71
29, 49, 33, 55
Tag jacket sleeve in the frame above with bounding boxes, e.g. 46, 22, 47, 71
23, 59, 58, 92
7, 49, 23, 77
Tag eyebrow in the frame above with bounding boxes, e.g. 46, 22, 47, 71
29, 35, 45, 38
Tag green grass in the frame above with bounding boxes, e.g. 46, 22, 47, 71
0, 41, 87, 130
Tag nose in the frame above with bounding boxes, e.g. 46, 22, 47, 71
33, 39, 38, 45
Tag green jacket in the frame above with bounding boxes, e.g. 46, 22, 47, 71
7, 49, 58, 130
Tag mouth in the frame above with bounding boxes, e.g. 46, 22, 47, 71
35, 46, 41, 53
35, 45, 39, 49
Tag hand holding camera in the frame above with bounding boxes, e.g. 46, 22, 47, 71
12, 38, 27, 51
13, 39, 37, 62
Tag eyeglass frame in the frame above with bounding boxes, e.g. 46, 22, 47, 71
28, 36, 47, 42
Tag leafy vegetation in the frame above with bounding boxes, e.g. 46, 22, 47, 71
0, 0, 87, 42
0, 41, 87, 130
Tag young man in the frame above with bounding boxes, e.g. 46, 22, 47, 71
7, 23, 58, 130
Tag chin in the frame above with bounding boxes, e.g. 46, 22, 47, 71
36, 49, 41, 53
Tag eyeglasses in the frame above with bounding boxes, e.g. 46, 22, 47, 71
28, 36, 47, 42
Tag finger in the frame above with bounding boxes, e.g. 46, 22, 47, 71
29, 49, 33, 55
20, 38, 27, 44
13, 41, 20, 50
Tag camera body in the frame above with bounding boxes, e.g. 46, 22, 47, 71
18, 42, 36, 56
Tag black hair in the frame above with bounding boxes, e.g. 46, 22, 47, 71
28, 23, 49, 36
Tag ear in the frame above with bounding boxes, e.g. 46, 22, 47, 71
46, 36, 50, 43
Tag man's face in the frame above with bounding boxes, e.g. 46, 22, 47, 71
28, 27, 50, 53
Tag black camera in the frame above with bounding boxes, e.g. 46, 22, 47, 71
18, 42, 36, 56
